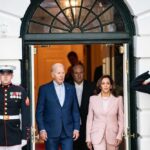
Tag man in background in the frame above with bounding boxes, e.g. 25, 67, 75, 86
70, 64, 95, 150
65, 51, 82, 82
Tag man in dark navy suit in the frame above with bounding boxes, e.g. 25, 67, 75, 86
36, 63, 80, 150
131, 71, 150, 94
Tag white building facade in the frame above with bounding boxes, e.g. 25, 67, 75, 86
0, 0, 150, 150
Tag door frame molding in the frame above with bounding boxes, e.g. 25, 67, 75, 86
20, 0, 137, 150
24, 33, 130, 45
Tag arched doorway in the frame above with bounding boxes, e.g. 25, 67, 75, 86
21, 0, 136, 150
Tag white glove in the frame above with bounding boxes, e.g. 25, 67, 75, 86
21, 140, 27, 147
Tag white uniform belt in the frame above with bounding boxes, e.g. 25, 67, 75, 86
0, 115, 20, 120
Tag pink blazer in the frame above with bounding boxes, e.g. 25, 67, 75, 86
86, 94, 124, 145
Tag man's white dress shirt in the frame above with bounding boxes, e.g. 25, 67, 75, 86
53, 81, 65, 107
74, 82, 83, 107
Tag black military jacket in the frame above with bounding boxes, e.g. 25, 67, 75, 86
131, 71, 150, 94
0, 83, 30, 146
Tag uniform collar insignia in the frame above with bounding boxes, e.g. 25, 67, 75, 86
1, 83, 12, 89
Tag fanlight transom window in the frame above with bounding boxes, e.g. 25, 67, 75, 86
28, 0, 125, 33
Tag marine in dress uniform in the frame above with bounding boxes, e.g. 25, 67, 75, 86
0, 65, 30, 150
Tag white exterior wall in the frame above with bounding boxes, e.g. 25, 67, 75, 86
125, 0, 150, 149
0, 0, 30, 84
0, 0, 150, 149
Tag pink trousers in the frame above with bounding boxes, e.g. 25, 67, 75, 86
93, 138, 118, 150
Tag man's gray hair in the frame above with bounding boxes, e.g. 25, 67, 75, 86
51, 63, 65, 72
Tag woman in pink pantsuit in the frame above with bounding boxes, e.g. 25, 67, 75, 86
86, 75, 124, 150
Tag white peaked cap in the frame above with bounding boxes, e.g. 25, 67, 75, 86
0, 65, 16, 71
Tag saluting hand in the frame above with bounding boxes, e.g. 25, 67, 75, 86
40, 130, 48, 141
73, 130, 79, 141
143, 81, 150, 85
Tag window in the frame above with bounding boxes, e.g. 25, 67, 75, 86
28, 0, 125, 33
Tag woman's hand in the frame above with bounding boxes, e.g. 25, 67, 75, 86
86, 141, 92, 150
114, 139, 122, 146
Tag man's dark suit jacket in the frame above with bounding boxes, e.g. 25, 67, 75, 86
36, 81, 80, 138
70, 80, 95, 150
79, 80, 95, 130
131, 71, 150, 94
70, 80, 95, 143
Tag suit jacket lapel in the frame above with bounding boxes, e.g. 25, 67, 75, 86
98, 95, 104, 112
51, 82, 62, 107
107, 95, 115, 114
98, 93, 114, 114
62, 83, 69, 107
81, 81, 86, 109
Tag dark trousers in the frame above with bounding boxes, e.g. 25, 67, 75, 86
73, 125, 88, 150
73, 138, 88, 150
45, 127, 73, 150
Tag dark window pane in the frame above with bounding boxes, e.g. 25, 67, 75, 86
103, 23, 116, 32
79, 8, 89, 26
29, 22, 50, 33
40, 0, 60, 16
32, 7, 54, 25
84, 20, 101, 32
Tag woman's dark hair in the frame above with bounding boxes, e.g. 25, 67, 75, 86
94, 75, 118, 96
